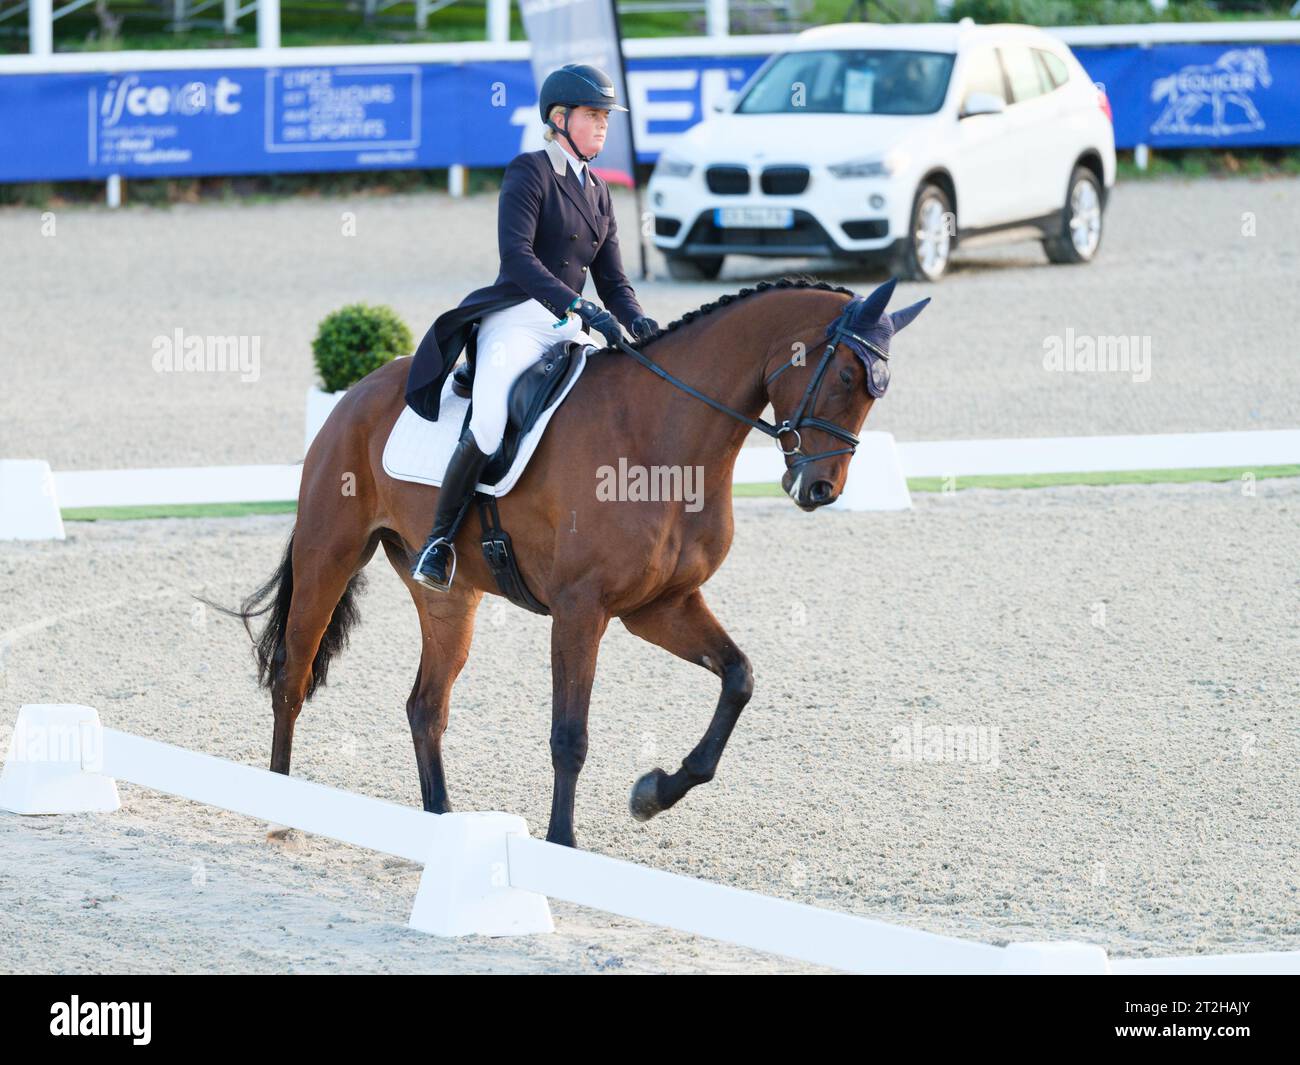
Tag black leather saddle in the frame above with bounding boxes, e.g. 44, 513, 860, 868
454, 337, 592, 486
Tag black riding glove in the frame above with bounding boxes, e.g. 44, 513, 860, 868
630, 315, 659, 341
572, 299, 624, 348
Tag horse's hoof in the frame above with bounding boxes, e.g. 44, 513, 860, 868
629, 769, 666, 822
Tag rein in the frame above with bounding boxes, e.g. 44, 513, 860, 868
614, 297, 882, 471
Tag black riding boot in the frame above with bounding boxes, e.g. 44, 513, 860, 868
411, 426, 492, 591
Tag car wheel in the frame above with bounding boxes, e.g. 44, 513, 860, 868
1044, 166, 1103, 264
891, 183, 953, 282
665, 255, 724, 281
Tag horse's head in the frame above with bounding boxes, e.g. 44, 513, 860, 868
1150, 74, 1177, 103
1220, 48, 1271, 86
1245, 48, 1272, 87
763, 278, 928, 510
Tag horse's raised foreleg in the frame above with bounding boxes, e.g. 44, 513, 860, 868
383, 539, 481, 814
621, 590, 753, 821
545, 597, 610, 847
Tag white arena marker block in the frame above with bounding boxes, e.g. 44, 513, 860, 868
0, 705, 120, 815
999, 941, 1112, 975
304, 385, 347, 456
408, 812, 553, 938
829, 431, 911, 512
0, 460, 65, 541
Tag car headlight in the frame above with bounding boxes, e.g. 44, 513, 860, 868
829, 158, 888, 178
828, 151, 909, 179
655, 155, 695, 179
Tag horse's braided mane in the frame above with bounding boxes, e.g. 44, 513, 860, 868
635, 275, 856, 349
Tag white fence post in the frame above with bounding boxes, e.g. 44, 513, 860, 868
829, 432, 911, 512
28, 0, 52, 56
257, 0, 279, 50
487, 0, 509, 44
0, 460, 64, 541
0, 705, 120, 813
409, 813, 554, 936
706, 0, 728, 38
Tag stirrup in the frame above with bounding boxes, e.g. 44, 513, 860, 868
412, 536, 457, 592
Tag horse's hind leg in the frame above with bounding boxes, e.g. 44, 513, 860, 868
270, 525, 376, 777
620, 590, 753, 821
382, 539, 481, 813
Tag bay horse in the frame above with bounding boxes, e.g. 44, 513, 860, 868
227, 276, 928, 847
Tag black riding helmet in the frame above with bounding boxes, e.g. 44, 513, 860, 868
538, 63, 628, 163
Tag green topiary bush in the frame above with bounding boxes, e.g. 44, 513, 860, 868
312, 302, 413, 393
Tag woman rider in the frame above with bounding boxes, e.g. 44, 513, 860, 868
404, 62, 658, 591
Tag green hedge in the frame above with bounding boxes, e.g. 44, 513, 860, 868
312, 302, 412, 393
949, 0, 1224, 24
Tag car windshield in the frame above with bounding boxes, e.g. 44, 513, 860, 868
737, 49, 955, 116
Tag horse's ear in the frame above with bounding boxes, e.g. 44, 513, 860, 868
857, 277, 897, 324
890, 297, 931, 334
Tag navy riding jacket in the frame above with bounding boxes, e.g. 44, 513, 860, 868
405, 139, 645, 421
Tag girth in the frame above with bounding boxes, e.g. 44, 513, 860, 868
476, 494, 549, 615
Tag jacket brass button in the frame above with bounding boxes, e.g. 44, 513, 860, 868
592, 240, 598, 247
570, 234, 577, 240
581, 266, 587, 273
560, 259, 568, 267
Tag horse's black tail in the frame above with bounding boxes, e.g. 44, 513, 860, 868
200, 530, 365, 700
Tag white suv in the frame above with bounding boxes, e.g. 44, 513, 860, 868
648, 21, 1115, 281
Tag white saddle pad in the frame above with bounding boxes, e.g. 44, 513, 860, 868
383, 348, 590, 497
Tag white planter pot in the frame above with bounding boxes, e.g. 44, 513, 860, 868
305, 385, 347, 455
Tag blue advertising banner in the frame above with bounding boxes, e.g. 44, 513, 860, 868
0, 62, 460, 181
1074, 46, 1150, 150
1, 43, 1298, 184
1086, 43, 1300, 149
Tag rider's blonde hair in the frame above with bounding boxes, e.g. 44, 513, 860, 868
542, 104, 565, 142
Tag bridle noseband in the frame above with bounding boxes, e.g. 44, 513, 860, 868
617, 296, 888, 473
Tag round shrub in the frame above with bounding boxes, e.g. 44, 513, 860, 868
312, 303, 412, 393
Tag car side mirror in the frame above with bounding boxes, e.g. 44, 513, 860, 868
960, 91, 1006, 119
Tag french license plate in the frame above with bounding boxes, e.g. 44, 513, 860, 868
714, 207, 794, 229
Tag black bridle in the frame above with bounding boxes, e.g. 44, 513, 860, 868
615, 296, 888, 472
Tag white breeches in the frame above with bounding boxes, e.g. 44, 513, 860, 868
468, 298, 593, 454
